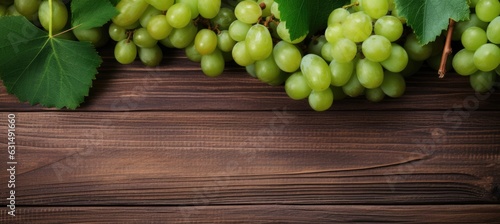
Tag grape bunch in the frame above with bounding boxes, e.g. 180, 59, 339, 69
452, 0, 500, 93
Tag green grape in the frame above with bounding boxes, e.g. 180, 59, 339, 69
217, 30, 236, 52
452, 49, 478, 76
470, 70, 496, 92
473, 43, 500, 71
177, 0, 199, 19
387, 0, 395, 11
362, 35, 392, 62
115, 40, 137, 64
255, 54, 281, 83
270, 1, 280, 19
112, 0, 149, 27
246, 64, 257, 78
328, 8, 350, 26
0, 5, 6, 16
380, 71, 405, 98
362, 0, 389, 19
331, 38, 357, 63
73, 27, 109, 48
342, 11, 373, 43
356, 58, 384, 89
329, 59, 353, 87
168, 22, 198, 48
38, 0, 68, 33
201, 49, 225, 77
462, 26, 488, 51
495, 65, 500, 75
453, 14, 489, 41
351, 0, 363, 11
228, 20, 252, 42
139, 5, 162, 28
133, 27, 158, 48
258, 0, 274, 17
194, 29, 218, 55
374, 15, 403, 42
321, 42, 334, 62
166, 3, 192, 28
404, 33, 433, 61
14, 0, 40, 17
7, 5, 20, 16
267, 71, 288, 86
277, 21, 307, 44
365, 87, 385, 102
307, 35, 327, 56
469, 0, 481, 7
109, 23, 128, 42
185, 43, 202, 62
245, 24, 273, 61
145, 0, 174, 11
147, 15, 173, 40
198, 0, 220, 19
138, 45, 163, 67
380, 43, 408, 73
159, 36, 174, 48
273, 41, 302, 73
211, 7, 236, 30
285, 72, 312, 100
300, 54, 332, 91
342, 70, 365, 97
487, 16, 500, 44
400, 59, 423, 78
325, 23, 343, 43
232, 41, 255, 66
235, 0, 262, 24
476, 0, 500, 22
308, 88, 334, 112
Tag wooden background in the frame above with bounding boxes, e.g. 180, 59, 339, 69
1, 48, 500, 223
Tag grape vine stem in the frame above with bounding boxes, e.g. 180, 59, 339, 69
438, 19, 455, 78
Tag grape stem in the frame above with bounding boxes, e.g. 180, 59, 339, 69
438, 19, 455, 78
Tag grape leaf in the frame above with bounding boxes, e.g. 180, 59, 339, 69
275, 0, 351, 41
0, 16, 101, 109
71, 0, 119, 30
394, 0, 470, 44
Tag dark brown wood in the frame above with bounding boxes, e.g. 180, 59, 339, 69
1, 111, 498, 206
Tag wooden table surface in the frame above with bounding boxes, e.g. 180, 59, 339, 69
1, 48, 500, 223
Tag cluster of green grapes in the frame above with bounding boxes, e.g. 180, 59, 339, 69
452, 0, 500, 93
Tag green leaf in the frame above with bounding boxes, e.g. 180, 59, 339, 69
0, 16, 101, 109
71, 0, 119, 30
275, 0, 351, 41
394, 0, 470, 44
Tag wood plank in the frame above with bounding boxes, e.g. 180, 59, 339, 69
1, 111, 499, 206
1, 49, 499, 111
1, 205, 500, 223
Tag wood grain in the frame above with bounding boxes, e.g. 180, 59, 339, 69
1, 205, 500, 223
1, 111, 498, 206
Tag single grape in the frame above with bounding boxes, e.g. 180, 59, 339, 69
198, 0, 220, 19
380, 43, 409, 73
321, 42, 334, 62
267, 71, 289, 86
115, 39, 137, 64
453, 14, 489, 41
255, 54, 281, 84
194, 29, 218, 55
246, 64, 257, 78
362, 0, 389, 19
473, 43, 500, 71
308, 88, 334, 112
365, 87, 385, 102
139, 5, 162, 28
301, 54, 332, 91
177, 0, 199, 19
145, 0, 174, 11
452, 49, 478, 76
232, 41, 255, 66
112, 0, 149, 27
185, 43, 202, 62
475, 0, 500, 22
168, 22, 198, 48
285, 72, 312, 100
38, 0, 68, 33
14, 0, 40, 17
211, 7, 236, 30
470, 70, 497, 92
133, 27, 158, 48
277, 21, 307, 44
138, 45, 163, 67
374, 15, 403, 42
245, 24, 273, 61
217, 30, 236, 52
329, 59, 353, 87
487, 16, 500, 44
362, 35, 392, 62
461, 26, 488, 51
404, 33, 433, 61
73, 27, 108, 48
342, 11, 373, 43
228, 20, 252, 42
380, 71, 405, 98
357, 58, 384, 89
331, 38, 358, 63
328, 8, 350, 26
307, 35, 327, 56
400, 59, 423, 78
342, 70, 365, 97
258, 0, 274, 17
109, 23, 128, 42
273, 41, 302, 73
147, 15, 173, 40
159, 36, 175, 48
201, 49, 225, 77
235, 0, 262, 24
166, 3, 192, 29
325, 23, 344, 43
351, 0, 363, 11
